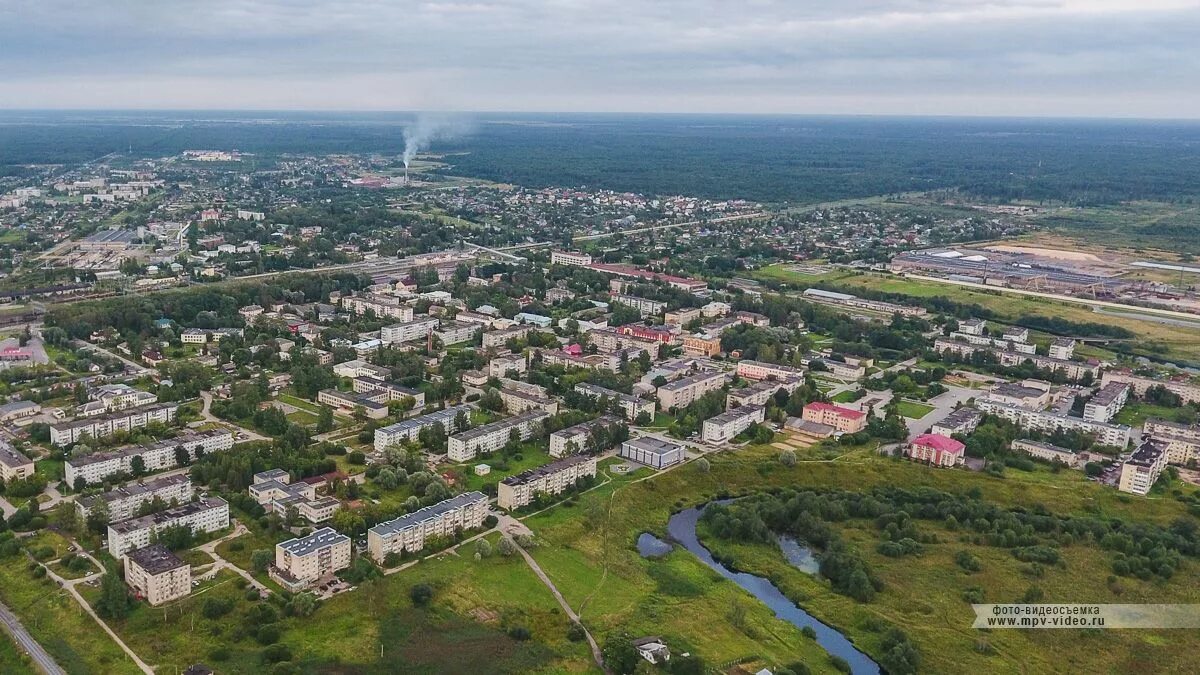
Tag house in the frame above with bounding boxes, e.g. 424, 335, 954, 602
907, 433, 965, 467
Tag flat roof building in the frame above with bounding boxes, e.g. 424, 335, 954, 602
498, 455, 598, 510
125, 544, 191, 606
0, 440, 34, 482
272, 527, 351, 591
108, 497, 229, 559
701, 405, 765, 444
367, 492, 488, 563
447, 411, 549, 462
374, 404, 472, 452
620, 437, 685, 469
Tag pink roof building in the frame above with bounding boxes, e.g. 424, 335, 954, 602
908, 433, 966, 468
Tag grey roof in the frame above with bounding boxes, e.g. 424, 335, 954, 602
278, 527, 348, 557
1126, 440, 1166, 468
803, 287, 856, 301
659, 370, 726, 392
376, 404, 472, 437
0, 440, 32, 469
451, 411, 549, 442
705, 405, 763, 426
126, 544, 186, 575
109, 497, 227, 535
51, 402, 178, 432
67, 430, 229, 469
937, 407, 983, 429
552, 416, 623, 439
1088, 381, 1129, 407
574, 382, 644, 405
254, 468, 289, 482
622, 437, 683, 456
77, 474, 191, 511
502, 455, 595, 487
369, 492, 487, 538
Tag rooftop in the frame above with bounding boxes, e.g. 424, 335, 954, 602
502, 455, 594, 487
369, 491, 487, 538
126, 544, 186, 575
377, 404, 473, 436
0, 440, 32, 469
451, 411, 549, 442
623, 436, 683, 456
109, 497, 227, 535
278, 527, 349, 557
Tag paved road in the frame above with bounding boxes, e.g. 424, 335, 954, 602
0, 600, 66, 675
904, 383, 976, 440
70, 340, 149, 376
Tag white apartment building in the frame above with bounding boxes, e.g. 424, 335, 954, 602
657, 371, 728, 411
1102, 371, 1200, 406
974, 399, 1132, 448
930, 407, 984, 437
381, 317, 439, 344
1010, 439, 1080, 467
272, 527, 352, 590
549, 416, 624, 458
1119, 440, 1169, 496
483, 325, 535, 349
1049, 338, 1077, 361
340, 294, 415, 321
124, 544, 191, 606
727, 379, 797, 409
701, 404, 765, 444
1083, 382, 1130, 424
948, 331, 1037, 355
498, 387, 560, 416
610, 294, 666, 318
76, 474, 194, 523
574, 383, 656, 422
434, 320, 481, 345
367, 492, 488, 562
108, 497, 230, 559
51, 402, 180, 447
498, 455, 598, 510
736, 360, 804, 382
550, 250, 593, 267
90, 383, 158, 412
489, 353, 528, 379
1143, 418, 1200, 465
65, 430, 234, 486
0, 441, 34, 482
373, 404, 472, 452
447, 411, 549, 461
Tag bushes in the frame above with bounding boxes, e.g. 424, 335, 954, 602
955, 550, 983, 572
202, 596, 235, 619
410, 583, 433, 607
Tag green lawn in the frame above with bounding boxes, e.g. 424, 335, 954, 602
285, 410, 319, 427
831, 390, 860, 404
896, 400, 936, 419
1114, 401, 1189, 428
459, 442, 558, 493
0, 633, 36, 675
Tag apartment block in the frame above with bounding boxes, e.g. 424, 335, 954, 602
1010, 439, 1080, 467
574, 383, 655, 422
702, 404, 765, 444
1049, 338, 1077, 361
974, 399, 1132, 448
1143, 418, 1200, 465
930, 407, 983, 437
656, 370, 728, 410
65, 430, 233, 486
340, 294, 414, 321
373, 404, 472, 452
447, 411, 549, 462
665, 308, 702, 325
498, 455, 598, 510
1083, 382, 1130, 423
367, 492, 488, 563
272, 527, 351, 591
489, 353, 528, 378
682, 333, 722, 357
610, 293, 666, 318
549, 416, 624, 458
124, 544, 191, 606
482, 324, 535, 349
551, 250, 593, 267
76, 474, 193, 523
51, 402, 180, 446
1118, 440, 1169, 496
435, 320, 481, 345
1102, 371, 1200, 406
499, 386, 560, 416
907, 433, 965, 468
381, 317, 439, 344
0, 441, 34, 482
108, 497, 230, 559
736, 359, 804, 382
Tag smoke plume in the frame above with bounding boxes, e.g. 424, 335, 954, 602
402, 112, 473, 168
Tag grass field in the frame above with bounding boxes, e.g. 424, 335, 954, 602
285, 410, 319, 427
0, 634, 36, 675
1029, 201, 1200, 255
521, 442, 1200, 674
895, 400, 936, 419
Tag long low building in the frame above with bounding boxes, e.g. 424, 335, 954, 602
736, 359, 804, 382
499, 386, 560, 416
374, 404, 472, 452
51, 402, 180, 446
76, 474, 194, 523
1010, 439, 1080, 467
447, 411, 549, 462
318, 388, 390, 419
65, 430, 234, 487
272, 527, 352, 591
801, 287, 927, 317
619, 437, 685, 469
974, 399, 1132, 448
1102, 371, 1200, 406
702, 405, 765, 444
367, 491, 488, 563
498, 455, 598, 510
573, 383, 655, 422
727, 379, 798, 409
549, 416, 624, 458
932, 339, 1098, 381
107, 497, 230, 559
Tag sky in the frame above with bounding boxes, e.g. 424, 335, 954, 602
1, 0, 1199, 117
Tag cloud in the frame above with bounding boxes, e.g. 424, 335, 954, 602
0, 0, 1198, 116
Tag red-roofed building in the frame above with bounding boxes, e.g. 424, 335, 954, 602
907, 434, 965, 468
0, 346, 33, 362
801, 402, 867, 434
619, 325, 673, 344
563, 343, 584, 356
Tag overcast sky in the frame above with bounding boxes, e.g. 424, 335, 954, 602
1, 0, 1198, 117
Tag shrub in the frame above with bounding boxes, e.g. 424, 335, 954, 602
507, 625, 531, 641
262, 643, 292, 663
256, 624, 281, 645
410, 583, 433, 607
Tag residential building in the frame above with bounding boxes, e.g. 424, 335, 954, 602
367, 492, 488, 563
934, 338, 1098, 381
984, 380, 1052, 410
489, 353, 528, 378
373, 404, 472, 452
574, 383, 655, 422
90, 383, 158, 411
50, 402, 180, 447
76, 474, 193, 523
702, 405, 765, 444
340, 294, 414, 321
727, 379, 798, 409
483, 324, 535, 349
551, 250, 593, 267
736, 360, 804, 382
498, 386, 560, 415
975, 399, 1132, 448
435, 320, 481, 345
907, 433, 965, 467
801, 402, 867, 434
657, 371, 728, 410
65, 430, 233, 486
1118, 440, 1169, 495
959, 318, 987, 335
1102, 371, 1200, 406
249, 471, 340, 524
447, 411, 549, 461
930, 407, 983, 437
1143, 418, 1200, 465
0, 441, 34, 482
665, 308, 702, 325
1011, 439, 1080, 467
805, 356, 866, 381
381, 317, 439, 344
549, 416, 624, 457
124, 545, 191, 606
609, 293, 666, 318
272, 527, 351, 591
682, 333, 721, 357
333, 359, 390, 379
498, 455, 598, 510
620, 437, 685, 469
1049, 338, 1077, 361
1083, 382, 1130, 424
317, 388, 389, 419
701, 301, 731, 317
108, 497, 230, 559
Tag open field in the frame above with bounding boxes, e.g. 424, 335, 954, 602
1027, 201, 1200, 255
0, 634, 36, 675
895, 400, 935, 419
522, 442, 1200, 674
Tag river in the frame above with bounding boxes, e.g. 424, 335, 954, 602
665, 504, 880, 675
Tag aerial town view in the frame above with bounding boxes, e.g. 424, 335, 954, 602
1, 3, 1199, 675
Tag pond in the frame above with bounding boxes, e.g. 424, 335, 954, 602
777, 536, 821, 576
636, 532, 673, 558
666, 504, 880, 675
